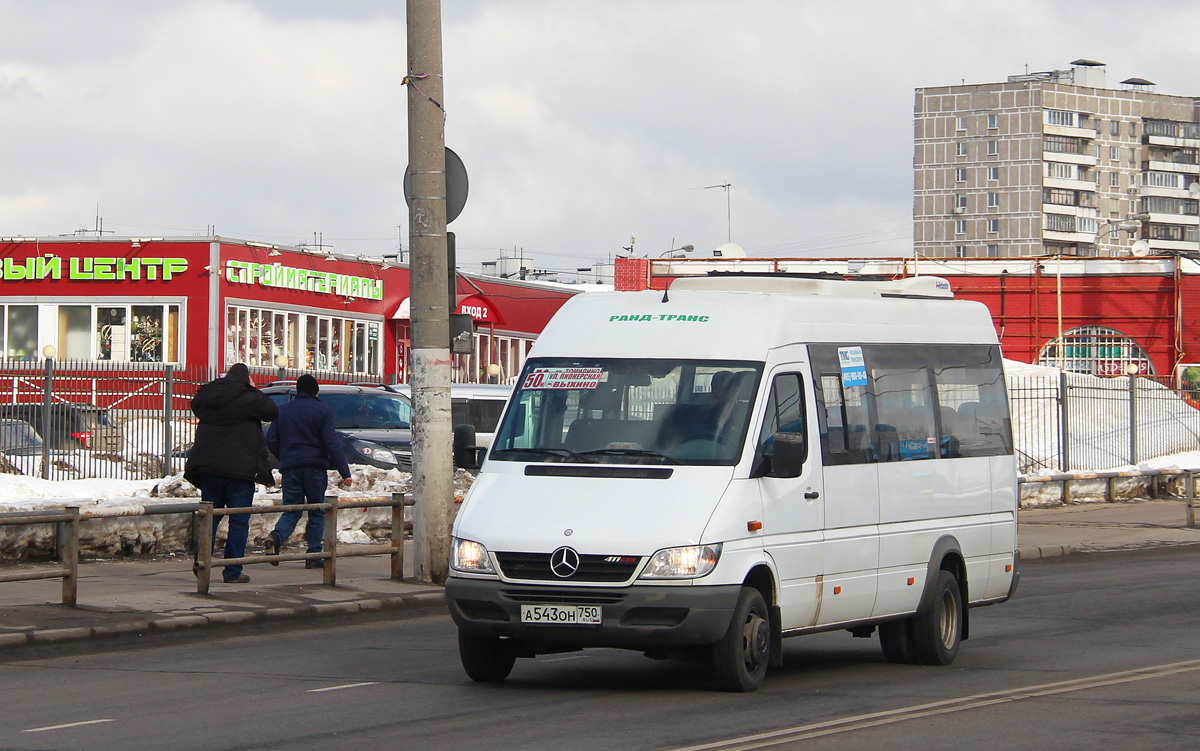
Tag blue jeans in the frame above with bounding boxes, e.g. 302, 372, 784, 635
272, 467, 329, 553
196, 474, 255, 581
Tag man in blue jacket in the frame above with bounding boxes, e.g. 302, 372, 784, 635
264, 374, 353, 568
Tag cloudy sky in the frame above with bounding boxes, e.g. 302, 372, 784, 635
3, 1, 1200, 275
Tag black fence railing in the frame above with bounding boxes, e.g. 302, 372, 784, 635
1010, 372, 1200, 473
3, 360, 1198, 481
0, 360, 385, 482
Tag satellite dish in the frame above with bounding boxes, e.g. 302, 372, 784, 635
713, 242, 746, 258
1130, 240, 1151, 258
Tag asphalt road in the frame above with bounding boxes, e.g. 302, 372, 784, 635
2, 547, 1199, 751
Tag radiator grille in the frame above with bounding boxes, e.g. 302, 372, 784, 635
494, 551, 640, 583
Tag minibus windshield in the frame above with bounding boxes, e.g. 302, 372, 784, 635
491, 358, 762, 466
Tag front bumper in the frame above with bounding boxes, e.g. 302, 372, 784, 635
446, 577, 741, 649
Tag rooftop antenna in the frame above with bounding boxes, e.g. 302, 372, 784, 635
694, 182, 732, 243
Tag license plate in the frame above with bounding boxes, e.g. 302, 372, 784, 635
520, 604, 602, 625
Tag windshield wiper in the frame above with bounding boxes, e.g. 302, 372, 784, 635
576, 448, 680, 464
493, 447, 586, 462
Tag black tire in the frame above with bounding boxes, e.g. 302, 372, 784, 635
712, 587, 771, 692
910, 570, 963, 666
879, 620, 915, 664
458, 631, 516, 682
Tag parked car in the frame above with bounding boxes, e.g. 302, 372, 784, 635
0, 402, 115, 450
261, 382, 414, 471
260, 381, 513, 472
395, 383, 512, 449
0, 418, 42, 456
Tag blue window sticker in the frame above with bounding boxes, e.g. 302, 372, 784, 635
838, 346, 867, 388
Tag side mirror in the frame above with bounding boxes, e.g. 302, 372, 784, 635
754, 431, 805, 479
453, 423, 484, 470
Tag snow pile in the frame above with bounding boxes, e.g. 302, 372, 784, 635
0, 466, 478, 561
1006, 359, 1200, 473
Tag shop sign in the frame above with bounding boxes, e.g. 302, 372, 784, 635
0, 254, 188, 282
225, 260, 383, 301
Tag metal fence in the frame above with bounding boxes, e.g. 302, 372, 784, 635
0, 493, 411, 607
1009, 372, 1200, 473
0, 359, 384, 482
4, 359, 1199, 480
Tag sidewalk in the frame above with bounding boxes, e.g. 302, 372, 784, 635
2, 500, 1198, 651
1017, 498, 1200, 558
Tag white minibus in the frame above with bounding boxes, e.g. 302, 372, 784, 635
445, 274, 1018, 691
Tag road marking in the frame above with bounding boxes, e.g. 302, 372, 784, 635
306, 682, 379, 693
24, 719, 114, 733
672, 658, 1200, 751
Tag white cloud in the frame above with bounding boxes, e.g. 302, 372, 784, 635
2, 0, 1200, 270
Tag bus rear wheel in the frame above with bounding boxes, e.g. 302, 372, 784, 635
910, 571, 962, 666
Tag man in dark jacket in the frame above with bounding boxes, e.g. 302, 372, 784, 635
264, 374, 352, 569
185, 362, 279, 583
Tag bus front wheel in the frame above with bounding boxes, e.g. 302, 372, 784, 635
712, 586, 771, 692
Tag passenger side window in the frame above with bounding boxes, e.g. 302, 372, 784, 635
930, 344, 1013, 457
810, 345, 876, 466
754, 373, 806, 475
870, 346, 937, 462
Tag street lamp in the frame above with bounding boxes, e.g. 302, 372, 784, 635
40, 345, 55, 480
659, 244, 695, 258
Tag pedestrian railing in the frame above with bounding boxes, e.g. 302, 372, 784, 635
194, 493, 410, 594
0, 492, 413, 606
0, 507, 80, 605
1019, 467, 1199, 528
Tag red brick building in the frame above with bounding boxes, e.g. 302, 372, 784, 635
613, 255, 1200, 384
0, 235, 578, 384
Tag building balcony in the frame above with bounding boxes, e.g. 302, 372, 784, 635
1042, 203, 1098, 219
1146, 134, 1200, 149
1044, 228, 1095, 243
1147, 160, 1200, 175
1044, 123, 1096, 140
1044, 176, 1094, 192
1044, 150, 1097, 167
1147, 212, 1199, 226
1141, 184, 1198, 199
1147, 237, 1199, 253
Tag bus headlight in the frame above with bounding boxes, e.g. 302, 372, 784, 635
639, 544, 721, 579
451, 538, 495, 574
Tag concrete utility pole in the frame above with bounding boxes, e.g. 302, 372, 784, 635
406, 0, 454, 584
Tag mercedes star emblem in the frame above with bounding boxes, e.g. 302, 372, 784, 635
549, 546, 580, 578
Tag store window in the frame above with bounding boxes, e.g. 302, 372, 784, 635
454, 331, 535, 384
1038, 326, 1155, 376
224, 304, 381, 375
5, 305, 38, 360
0, 302, 180, 362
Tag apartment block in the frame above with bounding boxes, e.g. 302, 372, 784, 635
915, 60, 1200, 259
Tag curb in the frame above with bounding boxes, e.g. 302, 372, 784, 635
0, 590, 445, 652
1018, 544, 1080, 560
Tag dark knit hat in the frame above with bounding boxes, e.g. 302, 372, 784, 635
296, 374, 320, 395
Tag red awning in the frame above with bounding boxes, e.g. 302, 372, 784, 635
455, 294, 504, 324
390, 293, 504, 324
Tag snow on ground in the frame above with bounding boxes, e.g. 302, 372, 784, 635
0, 466, 477, 560
1007, 359, 1200, 473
